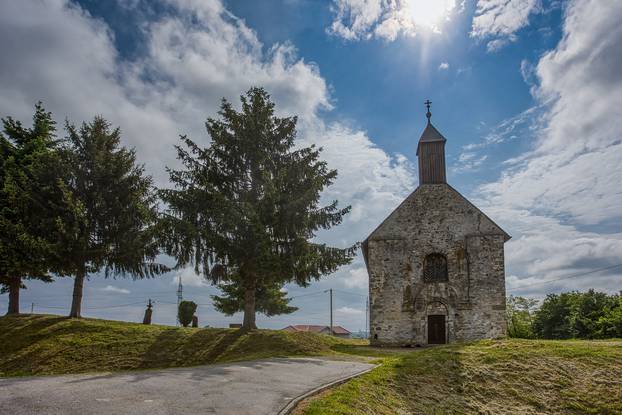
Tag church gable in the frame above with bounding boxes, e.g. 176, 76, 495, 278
365, 183, 510, 243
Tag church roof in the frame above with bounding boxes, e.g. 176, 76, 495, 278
416, 121, 446, 156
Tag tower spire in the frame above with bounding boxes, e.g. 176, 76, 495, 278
417, 99, 446, 184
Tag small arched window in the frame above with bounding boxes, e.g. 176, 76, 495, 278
423, 253, 448, 283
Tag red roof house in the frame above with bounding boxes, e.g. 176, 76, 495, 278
282, 324, 351, 338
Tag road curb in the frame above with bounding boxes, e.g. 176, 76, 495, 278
277, 365, 376, 415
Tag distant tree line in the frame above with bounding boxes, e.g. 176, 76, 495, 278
507, 290, 622, 339
0, 88, 356, 330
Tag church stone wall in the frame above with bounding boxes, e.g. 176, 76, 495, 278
368, 184, 507, 346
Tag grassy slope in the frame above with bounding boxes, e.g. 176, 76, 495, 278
301, 339, 622, 415
0, 314, 364, 377
4, 315, 621, 414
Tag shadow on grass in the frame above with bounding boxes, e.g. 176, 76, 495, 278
1, 315, 371, 380
302, 343, 472, 415
137, 327, 241, 369
391, 344, 470, 413
1, 315, 167, 376
0, 315, 77, 375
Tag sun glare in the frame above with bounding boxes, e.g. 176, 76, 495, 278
408, 0, 456, 31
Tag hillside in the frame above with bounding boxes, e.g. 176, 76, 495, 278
0, 314, 364, 377
4, 315, 621, 414
299, 339, 622, 415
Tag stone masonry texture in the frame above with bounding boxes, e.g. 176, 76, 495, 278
365, 183, 509, 346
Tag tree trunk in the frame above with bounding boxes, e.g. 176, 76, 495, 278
69, 268, 86, 318
6, 277, 20, 315
241, 285, 257, 331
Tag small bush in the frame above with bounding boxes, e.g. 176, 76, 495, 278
178, 301, 197, 327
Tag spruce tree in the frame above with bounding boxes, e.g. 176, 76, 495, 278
212, 277, 298, 317
161, 87, 356, 330
0, 104, 67, 314
61, 117, 167, 318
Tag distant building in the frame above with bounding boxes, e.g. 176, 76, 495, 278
363, 103, 510, 346
282, 324, 351, 338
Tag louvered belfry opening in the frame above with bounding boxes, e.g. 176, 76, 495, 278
417, 140, 446, 184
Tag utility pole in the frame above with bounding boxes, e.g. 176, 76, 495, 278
324, 288, 333, 335
31, 302, 34, 314
176, 275, 183, 326
330, 288, 333, 336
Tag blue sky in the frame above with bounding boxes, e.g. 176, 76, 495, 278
1, 0, 621, 331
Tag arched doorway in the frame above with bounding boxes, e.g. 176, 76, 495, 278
426, 301, 448, 344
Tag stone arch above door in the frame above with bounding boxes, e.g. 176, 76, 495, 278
426, 299, 448, 316
425, 299, 452, 344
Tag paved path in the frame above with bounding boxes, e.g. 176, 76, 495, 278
0, 358, 374, 415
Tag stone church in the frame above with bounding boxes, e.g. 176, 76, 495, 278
362, 103, 510, 346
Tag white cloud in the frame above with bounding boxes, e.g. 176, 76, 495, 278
0, 0, 414, 320
173, 267, 209, 287
519, 59, 536, 85
438, 62, 450, 70
328, 0, 458, 41
336, 306, 363, 314
308, 123, 415, 245
453, 152, 488, 173
473, 0, 622, 295
101, 285, 131, 294
471, 0, 541, 52
0, 0, 332, 186
456, 105, 538, 166
485, 37, 512, 52
342, 267, 369, 289
0, 0, 413, 218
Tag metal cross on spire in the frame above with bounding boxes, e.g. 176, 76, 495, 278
425, 99, 432, 122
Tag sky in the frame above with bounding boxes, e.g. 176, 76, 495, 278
1, 0, 621, 332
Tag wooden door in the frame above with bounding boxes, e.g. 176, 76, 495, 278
427, 315, 446, 344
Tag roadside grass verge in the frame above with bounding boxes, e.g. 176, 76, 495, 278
0, 314, 365, 377
301, 338, 622, 415
5, 314, 621, 414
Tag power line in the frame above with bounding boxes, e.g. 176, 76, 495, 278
288, 290, 326, 299
32, 301, 148, 310
84, 301, 146, 310
333, 289, 366, 298
12, 291, 178, 301
507, 262, 622, 291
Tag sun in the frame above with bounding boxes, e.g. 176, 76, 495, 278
408, 0, 456, 31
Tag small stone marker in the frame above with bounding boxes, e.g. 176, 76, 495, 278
143, 299, 153, 325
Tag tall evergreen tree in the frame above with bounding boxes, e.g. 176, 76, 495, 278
0, 104, 68, 314
61, 117, 167, 318
161, 87, 356, 330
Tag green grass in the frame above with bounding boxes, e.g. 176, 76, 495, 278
4, 315, 621, 414
0, 314, 365, 377
301, 339, 622, 415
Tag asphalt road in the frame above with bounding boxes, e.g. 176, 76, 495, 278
0, 358, 374, 415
